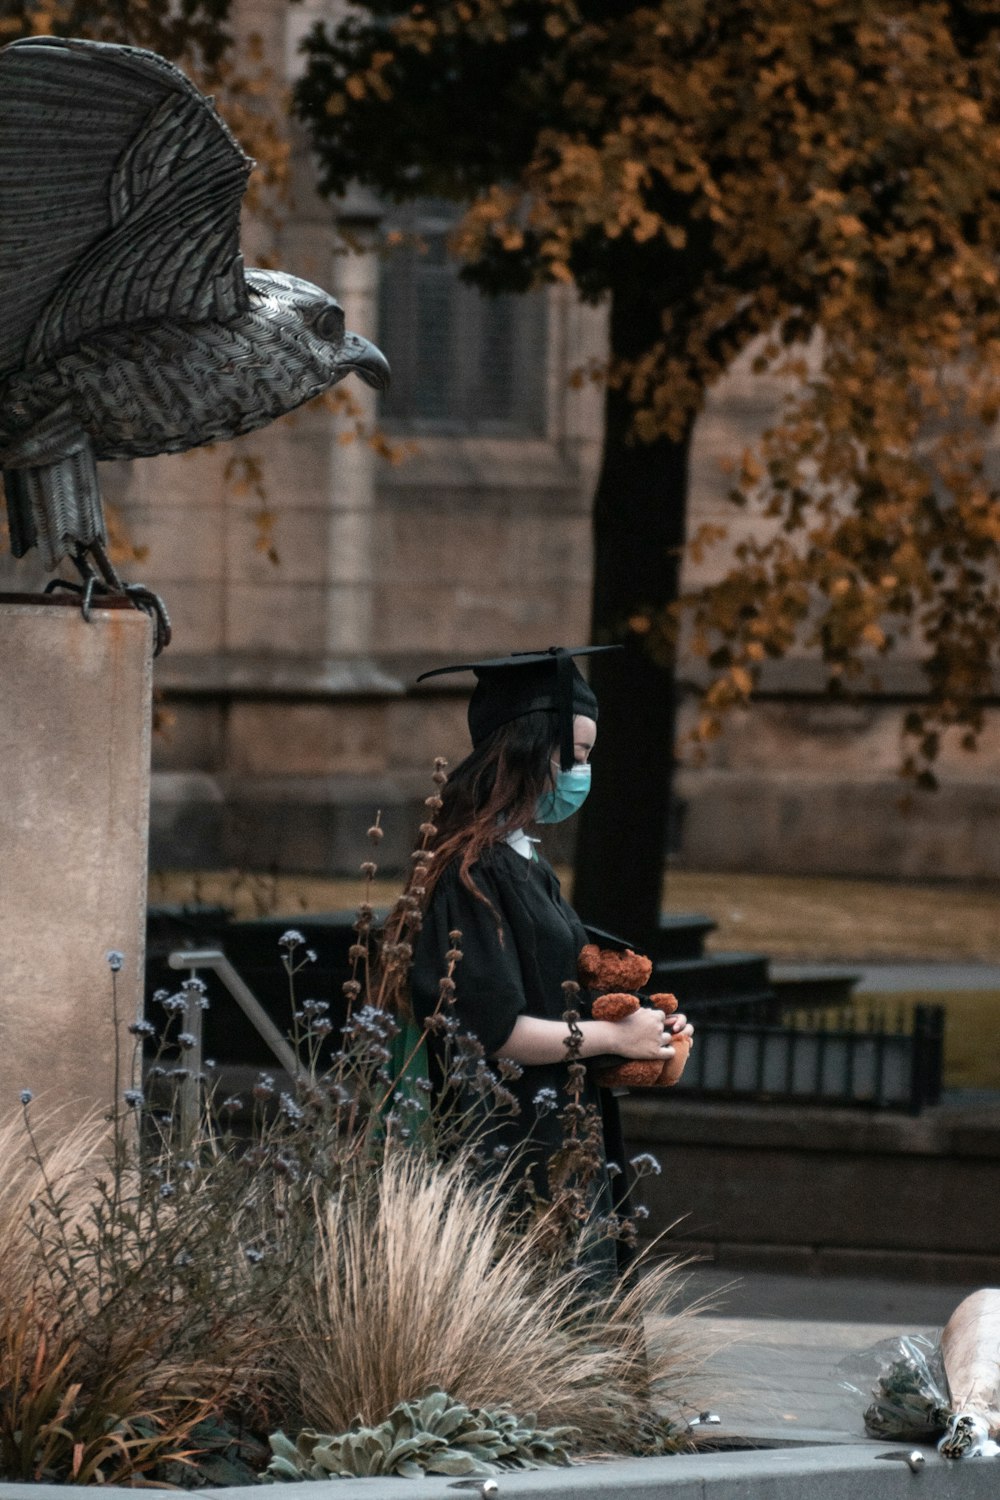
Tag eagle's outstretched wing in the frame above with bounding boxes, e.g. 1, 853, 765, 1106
0, 35, 252, 379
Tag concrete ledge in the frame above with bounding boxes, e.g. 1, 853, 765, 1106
0, 1443, 993, 1499
623, 1097, 1000, 1273
622, 1096, 1000, 1156
673, 1240, 1000, 1285
154, 653, 406, 698
680, 655, 1000, 699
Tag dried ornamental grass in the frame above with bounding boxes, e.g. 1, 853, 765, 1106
286, 1146, 713, 1453
0, 1097, 267, 1485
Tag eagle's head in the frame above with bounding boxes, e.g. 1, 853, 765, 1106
243, 269, 390, 393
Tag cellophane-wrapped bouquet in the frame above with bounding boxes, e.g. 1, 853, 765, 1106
839, 1290, 1000, 1459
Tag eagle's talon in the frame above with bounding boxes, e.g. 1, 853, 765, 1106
123, 583, 172, 656
42, 568, 170, 653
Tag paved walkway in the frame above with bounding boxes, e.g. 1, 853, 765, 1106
670, 1270, 975, 1445
771, 960, 1000, 992
689, 1316, 929, 1442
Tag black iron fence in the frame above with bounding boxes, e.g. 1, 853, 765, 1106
675, 1003, 945, 1113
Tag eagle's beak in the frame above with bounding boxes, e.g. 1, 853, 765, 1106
341, 332, 391, 393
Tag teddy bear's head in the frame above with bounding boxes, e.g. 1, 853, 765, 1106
578, 943, 653, 992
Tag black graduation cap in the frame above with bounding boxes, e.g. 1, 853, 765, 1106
416, 644, 621, 770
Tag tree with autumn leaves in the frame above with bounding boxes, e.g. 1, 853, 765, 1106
296, 0, 1000, 946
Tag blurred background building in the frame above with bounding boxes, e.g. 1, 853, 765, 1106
4, 0, 997, 883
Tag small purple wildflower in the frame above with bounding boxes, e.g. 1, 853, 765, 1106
106, 950, 124, 973
279, 1093, 304, 1124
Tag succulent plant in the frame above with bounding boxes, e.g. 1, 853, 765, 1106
264, 1389, 577, 1480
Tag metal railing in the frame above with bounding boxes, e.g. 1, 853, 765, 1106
165, 948, 301, 1137
676, 1004, 944, 1113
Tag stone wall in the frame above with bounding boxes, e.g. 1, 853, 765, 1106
623, 1095, 1000, 1283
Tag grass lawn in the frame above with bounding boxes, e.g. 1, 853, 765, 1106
149, 866, 1000, 964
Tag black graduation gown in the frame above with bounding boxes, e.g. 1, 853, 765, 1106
410, 841, 631, 1285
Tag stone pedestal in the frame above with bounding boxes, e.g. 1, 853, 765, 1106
0, 596, 153, 1121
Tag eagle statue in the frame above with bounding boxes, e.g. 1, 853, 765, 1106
0, 35, 391, 652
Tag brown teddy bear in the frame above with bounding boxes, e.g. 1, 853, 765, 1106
578, 943, 692, 1089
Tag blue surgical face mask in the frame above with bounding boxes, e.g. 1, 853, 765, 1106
535, 763, 592, 824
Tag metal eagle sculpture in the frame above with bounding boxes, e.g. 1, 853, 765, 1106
0, 36, 390, 653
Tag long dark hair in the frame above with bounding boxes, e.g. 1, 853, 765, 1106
424, 710, 559, 905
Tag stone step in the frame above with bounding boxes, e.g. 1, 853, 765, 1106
652, 951, 777, 1017
656, 911, 718, 960
769, 966, 863, 1010
586, 912, 719, 961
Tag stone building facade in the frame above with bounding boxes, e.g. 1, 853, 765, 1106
3, 1, 997, 882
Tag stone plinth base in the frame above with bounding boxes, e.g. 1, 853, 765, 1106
0, 596, 152, 1121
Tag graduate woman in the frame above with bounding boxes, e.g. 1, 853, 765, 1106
409, 646, 693, 1283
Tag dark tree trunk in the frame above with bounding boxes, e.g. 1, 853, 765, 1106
572, 282, 692, 954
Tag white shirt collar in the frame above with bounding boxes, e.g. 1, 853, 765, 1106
505, 827, 540, 860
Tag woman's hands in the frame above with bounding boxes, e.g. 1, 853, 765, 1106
611, 1006, 693, 1061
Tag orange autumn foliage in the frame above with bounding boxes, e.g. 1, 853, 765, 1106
298, 1, 1000, 791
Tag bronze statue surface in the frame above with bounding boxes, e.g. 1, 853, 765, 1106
0, 35, 390, 649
